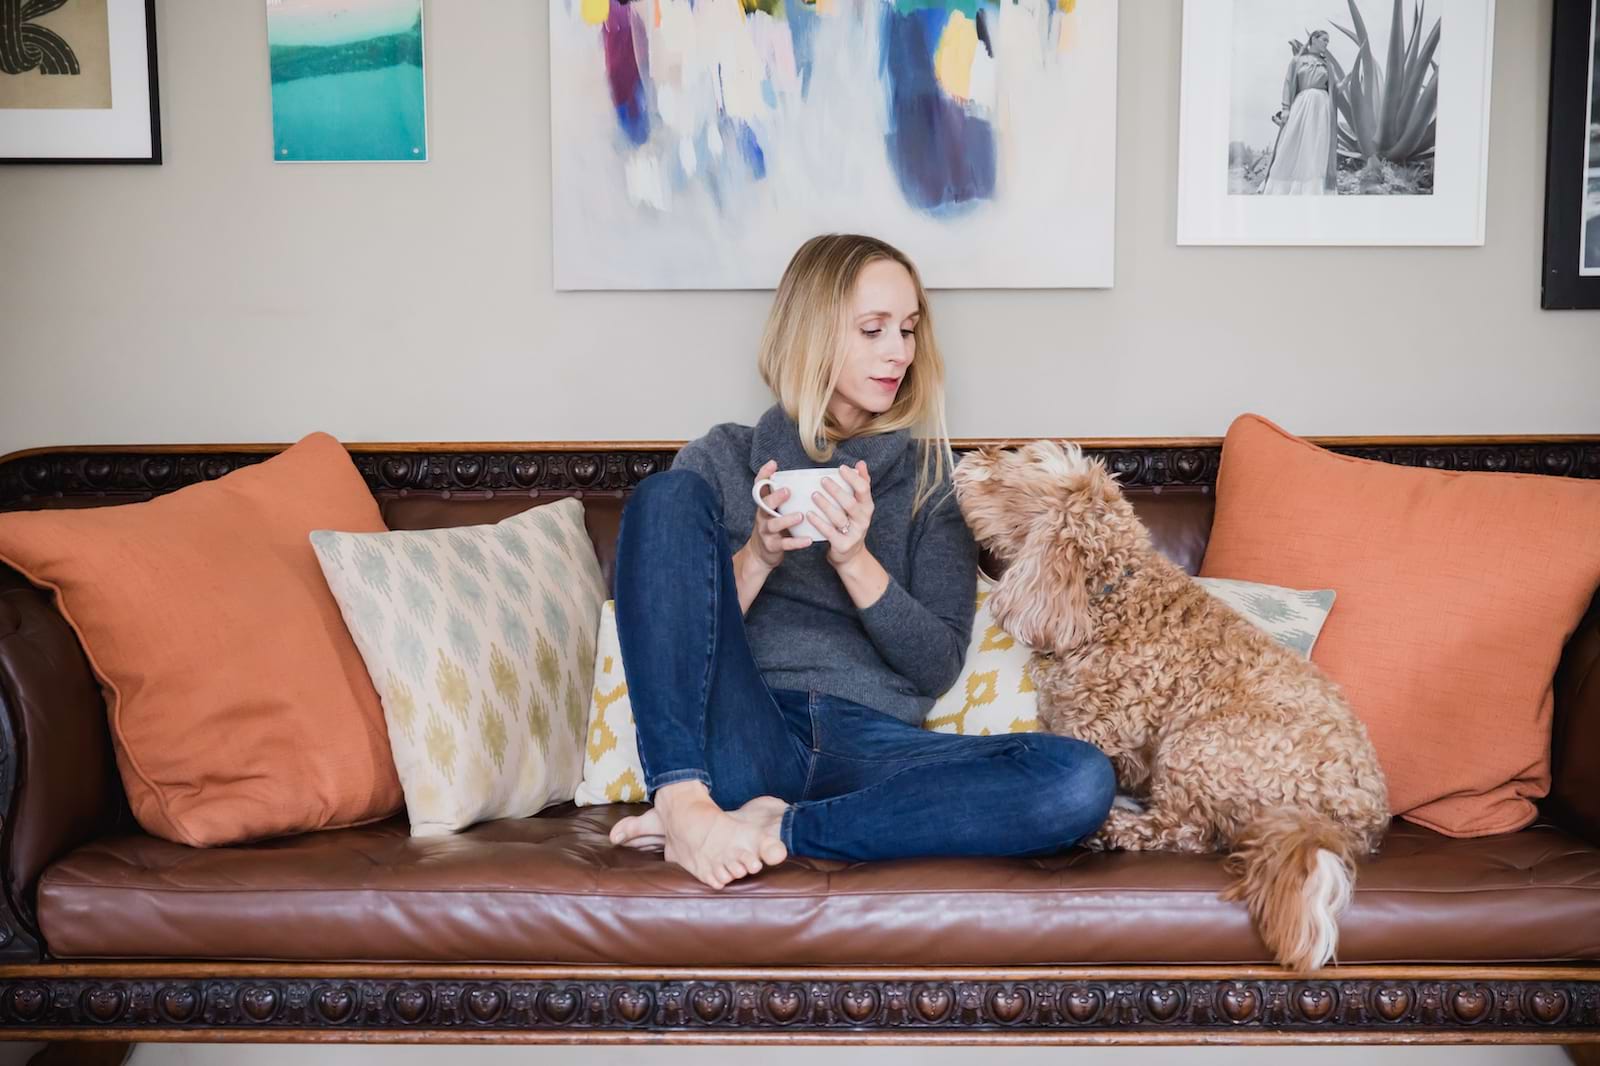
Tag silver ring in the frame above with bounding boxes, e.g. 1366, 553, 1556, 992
840, 523, 850, 534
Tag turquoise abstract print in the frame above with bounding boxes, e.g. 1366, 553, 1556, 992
267, 0, 427, 162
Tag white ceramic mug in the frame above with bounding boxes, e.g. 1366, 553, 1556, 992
751, 468, 855, 543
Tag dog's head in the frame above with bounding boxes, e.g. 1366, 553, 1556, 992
953, 440, 1148, 654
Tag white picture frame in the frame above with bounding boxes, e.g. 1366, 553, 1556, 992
548, 0, 1119, 291
1175, 0, 1495, 246
0, 0, 160, 164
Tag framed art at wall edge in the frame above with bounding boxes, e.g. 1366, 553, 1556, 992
0, 0, 160, 164
1176, 0, 1496, 246
266, 0, 428, 163
1540, 0, 1600, 309
549, 0, 1119, 291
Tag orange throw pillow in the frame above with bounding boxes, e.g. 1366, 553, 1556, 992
0, 431, 403, 847
1200, 414, 1600, 837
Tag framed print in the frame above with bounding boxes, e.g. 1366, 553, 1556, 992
0, 0, 160, 163
1540, 0, 1600, 309
1176, 0, 1496, 245
549, 0, 1119, 291
267, 0, 428, 163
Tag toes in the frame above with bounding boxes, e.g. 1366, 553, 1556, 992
759, 838, 788, 865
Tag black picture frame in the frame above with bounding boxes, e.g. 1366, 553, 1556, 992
0, 0, 162, 165
1541, 0, 1600, 308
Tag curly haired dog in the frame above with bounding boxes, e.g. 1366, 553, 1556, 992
952, 440, 1389, 972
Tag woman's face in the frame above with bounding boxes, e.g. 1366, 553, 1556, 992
1308, 34, 1329, 56
827, 257, 920, 434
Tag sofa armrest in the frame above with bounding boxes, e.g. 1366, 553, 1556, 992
1549, 587, 1600, 846
0, 565, 126, 960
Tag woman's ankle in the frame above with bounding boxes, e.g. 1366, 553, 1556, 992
654, 779, 714, 812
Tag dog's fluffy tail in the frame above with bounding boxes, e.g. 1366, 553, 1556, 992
1221, 811, 1362, 972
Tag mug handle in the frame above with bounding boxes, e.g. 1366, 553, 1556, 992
751, 478, 783, 518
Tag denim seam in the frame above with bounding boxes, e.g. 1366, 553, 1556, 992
811, 733, 1032, 766
797, 691, 820, 801
698, 518, 718, 752
798, 742, 1032, 816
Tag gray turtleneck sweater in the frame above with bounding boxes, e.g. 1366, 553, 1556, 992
668, 402, 979, 725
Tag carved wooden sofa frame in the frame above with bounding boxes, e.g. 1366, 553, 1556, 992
0, 435, 1596, 1059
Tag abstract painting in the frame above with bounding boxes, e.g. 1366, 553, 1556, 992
0, 0, 159, 162
0, 0, 112, 110
549, 0, 1118, 290
267, 0, 427, 162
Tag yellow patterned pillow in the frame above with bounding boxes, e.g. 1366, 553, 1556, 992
311, 498, 606, 836
574, 600, 648, 806
922, 571, 1041, 736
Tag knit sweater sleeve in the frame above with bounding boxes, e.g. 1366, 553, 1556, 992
857, 484, 979, 698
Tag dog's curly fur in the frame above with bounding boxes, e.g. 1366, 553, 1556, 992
952, 439, 1389, 972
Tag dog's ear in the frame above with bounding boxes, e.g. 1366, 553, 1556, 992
985, 516, 1092, 654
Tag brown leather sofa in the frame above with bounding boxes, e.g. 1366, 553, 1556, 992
0, 436, 1597, 1056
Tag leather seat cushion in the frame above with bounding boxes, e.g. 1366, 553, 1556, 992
36, 807, 1600, 965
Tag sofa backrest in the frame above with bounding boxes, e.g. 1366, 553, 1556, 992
378, 487, 1219, 588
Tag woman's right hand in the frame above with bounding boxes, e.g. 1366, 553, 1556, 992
746, 459, 813, 570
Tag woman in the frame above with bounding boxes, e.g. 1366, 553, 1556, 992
606, 233, 1115, 890
1261, 30, 1345, 195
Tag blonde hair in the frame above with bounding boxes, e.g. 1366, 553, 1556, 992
756, 233, 956, 519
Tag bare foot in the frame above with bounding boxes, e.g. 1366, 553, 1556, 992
628, 782, 791, 890
730, 795, 789, 861
609, 806, 665, 851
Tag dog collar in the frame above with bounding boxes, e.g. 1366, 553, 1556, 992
1094, 565, 1136, 600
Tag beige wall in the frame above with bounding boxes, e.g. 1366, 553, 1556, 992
0, 0, 1594, 459
0, 1, 1588, 1062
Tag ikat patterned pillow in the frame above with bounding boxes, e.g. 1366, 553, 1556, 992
311, 498, 607, 836
1193, 576, 1337, 657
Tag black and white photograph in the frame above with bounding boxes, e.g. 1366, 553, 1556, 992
1584, 0, 1599, 274
1229, 0, 1439, 197
1540, 0, 1600, 306
1178, 0, 1493, 244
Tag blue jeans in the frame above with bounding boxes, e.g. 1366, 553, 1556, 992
612, 468, 1115, 862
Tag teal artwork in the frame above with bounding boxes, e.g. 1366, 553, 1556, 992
267, 0, 427, 162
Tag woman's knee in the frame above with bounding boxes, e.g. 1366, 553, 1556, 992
1019, 736, 1116, 844
625, 468, 719, 524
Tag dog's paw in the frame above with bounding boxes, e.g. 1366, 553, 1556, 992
1079, 828, 1114, 852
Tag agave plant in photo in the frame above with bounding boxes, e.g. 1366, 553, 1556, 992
1327, 0, 1441, 168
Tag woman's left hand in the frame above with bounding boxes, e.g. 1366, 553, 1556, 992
809, 460, 873, 567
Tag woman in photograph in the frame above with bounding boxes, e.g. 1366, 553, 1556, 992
1262, 30, 1347, 195
604, 233, 1116, 890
